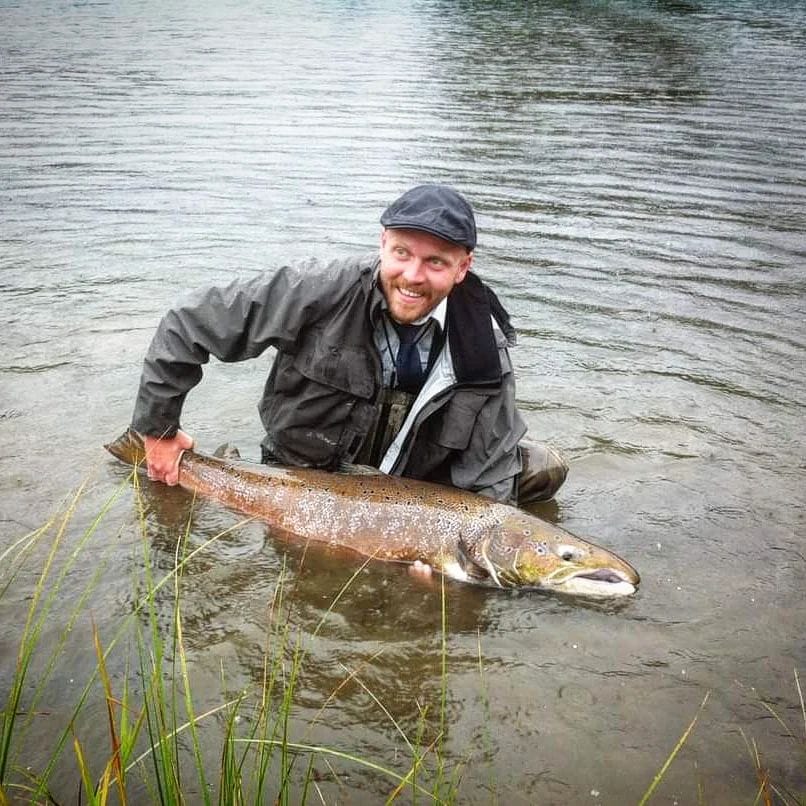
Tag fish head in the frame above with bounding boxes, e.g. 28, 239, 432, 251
458, 512, 639, 597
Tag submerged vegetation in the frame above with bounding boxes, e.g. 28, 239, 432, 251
0, 472, 468, 805
0, 472, 804, 804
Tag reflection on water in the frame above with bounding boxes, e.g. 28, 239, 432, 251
1, 0, 805, 801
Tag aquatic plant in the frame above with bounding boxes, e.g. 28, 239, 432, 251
0, 472, 464, 804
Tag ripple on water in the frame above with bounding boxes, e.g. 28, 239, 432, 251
2, 1, 806, 802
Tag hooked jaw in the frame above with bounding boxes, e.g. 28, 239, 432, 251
424, 550, 639, 597
466, 537, 640, 598
514, 543, 640, 597
458, 535, 640, 598
539, 566, 639, 597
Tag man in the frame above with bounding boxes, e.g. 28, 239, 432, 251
132, 184, 567, 504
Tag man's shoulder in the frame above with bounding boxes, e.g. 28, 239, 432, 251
286, 251, 378, 279
271, 252, 377, 297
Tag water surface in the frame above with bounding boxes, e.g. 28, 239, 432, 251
1, 1, 805, 802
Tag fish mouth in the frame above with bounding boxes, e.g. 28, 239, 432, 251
576, 569, 631, 585
551, 567, 638, 597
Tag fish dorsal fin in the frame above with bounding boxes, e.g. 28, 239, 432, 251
213, 443, 242, 460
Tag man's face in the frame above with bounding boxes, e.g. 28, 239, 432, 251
379, 228, 473, 324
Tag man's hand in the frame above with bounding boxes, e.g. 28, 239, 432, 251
144, 430, 194, 486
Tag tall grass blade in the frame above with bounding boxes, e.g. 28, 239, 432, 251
795, 669, 805, 741
235, 738, 440, 801
93, 621, 127, 805
0, 526, 47, 600
475, 629, 497, 803
72, 731, 98, 805
750, 736, 774, 806
638, 691, 710, 806
386, 733, 441, 804
0, 481, 106, 785
434, 572, 449, 798
250, 561, 292, 799
172, 504, 211, 806
335, 658, 411, 753
123, 700, 239, 774
7, 477, 133, 798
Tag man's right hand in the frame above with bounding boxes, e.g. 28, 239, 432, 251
144, 430, 194, 486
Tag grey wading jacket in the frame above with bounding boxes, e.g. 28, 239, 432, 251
131, 253, 527, 502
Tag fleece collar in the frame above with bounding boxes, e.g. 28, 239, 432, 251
447, 272, 511, 385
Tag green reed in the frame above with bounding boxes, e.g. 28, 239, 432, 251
740, 669, 806, 806
636, 672, 806, 805
0, 471, 462, 804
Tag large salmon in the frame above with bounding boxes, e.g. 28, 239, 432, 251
106, 429, 639, 597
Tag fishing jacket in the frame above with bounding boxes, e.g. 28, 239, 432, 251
131, 253, 527, 502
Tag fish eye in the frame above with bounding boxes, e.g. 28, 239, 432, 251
558, 545, 580, 562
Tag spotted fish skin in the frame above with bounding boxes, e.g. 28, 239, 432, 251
105, 429, 639, 597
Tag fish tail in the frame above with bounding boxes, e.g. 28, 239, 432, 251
104, 428, 147, 466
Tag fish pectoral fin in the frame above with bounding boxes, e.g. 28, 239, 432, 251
456, 537, 493, 583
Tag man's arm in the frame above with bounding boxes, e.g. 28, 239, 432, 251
131, 260, 342, 482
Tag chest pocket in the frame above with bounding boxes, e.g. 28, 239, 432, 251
294, 330, 375, 399
261, 329, 377, 468
399, 392, 487, 482
427, 393, 486, 450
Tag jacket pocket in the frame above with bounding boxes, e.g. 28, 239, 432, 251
403, 391, 492, 482
260, 332, 377, 467
295, 330, 374, 399
427, 395, 483, 450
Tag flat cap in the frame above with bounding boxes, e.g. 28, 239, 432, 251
380, 184, 477, 250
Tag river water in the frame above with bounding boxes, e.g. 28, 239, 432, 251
2, 0, 805, 803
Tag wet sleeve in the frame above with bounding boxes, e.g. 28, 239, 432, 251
130, 260, 333, 437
